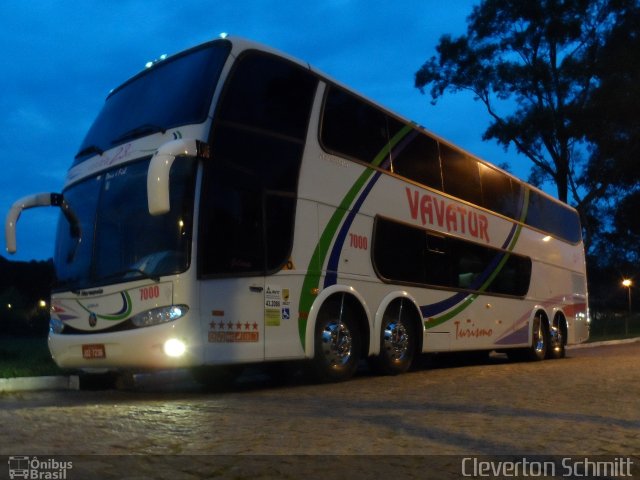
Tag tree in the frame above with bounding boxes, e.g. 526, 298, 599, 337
0, 256, 55, 336
581, 3, 640, 190
415, 0, 635, 212
580, 3, 640, 265
588, 190, 640, 266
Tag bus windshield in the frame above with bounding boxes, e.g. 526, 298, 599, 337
53, 158, 198, 290
75, 40, 231, 162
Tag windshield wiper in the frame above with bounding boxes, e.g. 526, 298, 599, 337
75, 145, 104, 159
112, 124, 166, 144
101, 268, 161, 283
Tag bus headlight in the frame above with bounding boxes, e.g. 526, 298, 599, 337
163, 338, 187, 357
131, 305, 189, 328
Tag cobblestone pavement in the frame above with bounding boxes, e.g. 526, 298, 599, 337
1, 342, 639, 478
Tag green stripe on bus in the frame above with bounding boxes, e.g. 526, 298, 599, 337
298, 125, 414, 348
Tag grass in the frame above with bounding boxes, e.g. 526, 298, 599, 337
0, 336, 64, 378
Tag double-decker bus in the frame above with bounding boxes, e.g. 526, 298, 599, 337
5, 36, 589, 383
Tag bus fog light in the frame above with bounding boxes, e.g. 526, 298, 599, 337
131, 305, 189, 328
164, 338, 186, 357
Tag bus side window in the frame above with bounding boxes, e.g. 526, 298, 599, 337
440, 144, 483, 206
373, 217, 532, 296
321, 87, 389, 164
322, 87, 409, 166
526, 189, 582, 243
452, 242, 486, 290
392, 133, 443, 191
479, 164, 522, 220
372, 218, 426, 284
424, 233, 452, 287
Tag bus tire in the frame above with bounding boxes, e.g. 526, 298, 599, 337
547, 316, 566, 359
372, 300, 417, 375
312, 298, 361, 383
528, 314, 550, 361
507, 314, 549, 362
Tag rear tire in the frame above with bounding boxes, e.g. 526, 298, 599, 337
312, 298, 361, 383
547, 317, 566, 359
372, 300, 417, 375
508, 314, 549, 362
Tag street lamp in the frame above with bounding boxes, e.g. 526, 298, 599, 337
622, 279, 632, 336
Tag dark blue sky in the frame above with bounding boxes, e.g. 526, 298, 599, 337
1, 1, 531, 261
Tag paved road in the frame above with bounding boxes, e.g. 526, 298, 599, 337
1, 342, 639, 478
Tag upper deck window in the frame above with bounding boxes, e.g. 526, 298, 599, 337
75, 40, 231, 163
526, 190, 582, 243
321, 87, 406, 166
440, 144, 483, 206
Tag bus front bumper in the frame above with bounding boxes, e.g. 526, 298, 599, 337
48, 320, 203, 370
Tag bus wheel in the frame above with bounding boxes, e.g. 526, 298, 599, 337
312, 299, 360, 382
372, 301, 416, 375
507, 314, 549, 362
525, 314, 549, 361
547, 317, 566, 359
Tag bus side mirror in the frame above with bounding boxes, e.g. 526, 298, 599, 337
147, 139, 209, 216
5, 193, 79, 254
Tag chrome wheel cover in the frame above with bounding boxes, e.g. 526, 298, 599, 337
319, 319, 353, 367
550, 323, 563, 353
382, 320, 409, 362
533, 317, 545, 355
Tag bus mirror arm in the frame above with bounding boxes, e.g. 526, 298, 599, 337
5, 193, 81, 254
147, 139, 209, 216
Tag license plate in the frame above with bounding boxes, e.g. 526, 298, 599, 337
82, 344, 106, 359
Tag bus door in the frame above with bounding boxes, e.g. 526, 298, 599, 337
197, 168, 267, 364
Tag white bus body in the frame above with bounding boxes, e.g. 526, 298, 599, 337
5, 37, 589, 382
